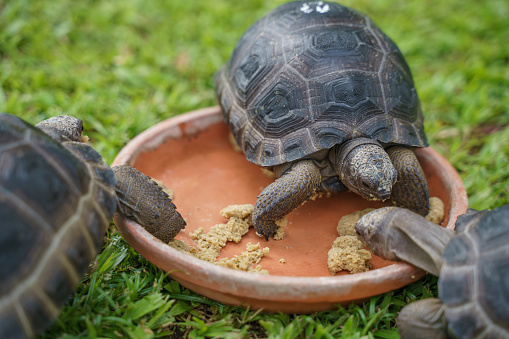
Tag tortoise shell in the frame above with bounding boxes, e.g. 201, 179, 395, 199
215, 1, 427, 167
440, 205, 509, 338
0, 113, 117, 338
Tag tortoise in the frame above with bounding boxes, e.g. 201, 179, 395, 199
355, 205, 509, 339
0, 113, 186, 338
215, 1, 430, 239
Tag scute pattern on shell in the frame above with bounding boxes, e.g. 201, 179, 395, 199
216, 1, 427, 167
0, 113, 117, 338
440, 205, 509, 339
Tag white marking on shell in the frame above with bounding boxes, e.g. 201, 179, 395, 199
316, 2, 330, 13
300, 1, 330, 14
300, 3, 313, 13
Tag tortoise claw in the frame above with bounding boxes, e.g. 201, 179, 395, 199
253, 218, 277, 240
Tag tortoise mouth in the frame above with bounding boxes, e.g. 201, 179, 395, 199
359, 190, 391, 202
375, 192, 391, 202
348, 175, 393, 202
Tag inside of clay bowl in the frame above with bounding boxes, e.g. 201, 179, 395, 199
112, 106, 468, 313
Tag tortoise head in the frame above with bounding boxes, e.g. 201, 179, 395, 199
355, 206, 454, 276
332, 138, 397, 201
35, 115, 85, 143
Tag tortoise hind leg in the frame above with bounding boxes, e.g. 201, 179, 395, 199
252, 160, 321, 240
386, 146, 430, 216
398, 298, 448, 339
113, 165, 186, 243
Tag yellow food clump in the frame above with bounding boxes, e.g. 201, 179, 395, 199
329, 208, 375, 275
328, 197, 446, 275
220, 204, 254, 221
216, 242, 269, 274
169, 204, 271, 274
273, 218, 288, 240
168, 239, 198, 255
327, 236, 372, 274
190, 215, 251, 262
425, 197, 445, 225
336, 208, 375, 236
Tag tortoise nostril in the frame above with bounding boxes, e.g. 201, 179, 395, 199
361, 180, 370, 189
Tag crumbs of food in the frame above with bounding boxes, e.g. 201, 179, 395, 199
220, 204, 254, 221
216, 242, 269, 274
168, 239, 198, 255
425, 197, 445, 225
279, 258, 287, 264
328, 197, 446, 275
190, 217, 251, 262
329, 208, 374, 274
327, 236, 372, 274
336, 208, 375, 236
309, 191, 330, 201
273, 218, 287, 240
169, 204, 271, 273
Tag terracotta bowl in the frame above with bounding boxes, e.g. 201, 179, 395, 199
112, 106, 468, 313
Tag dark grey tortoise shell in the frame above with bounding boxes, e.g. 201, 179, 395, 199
216, 0, 427, 167
0, 113, 117, 338
440, 205, 509, 338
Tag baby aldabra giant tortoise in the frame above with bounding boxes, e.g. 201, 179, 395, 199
0, 113, 186, 338
355, 205, 509, 339
215, 1, 430, 239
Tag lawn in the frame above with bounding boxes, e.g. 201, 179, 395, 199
1, 0, 508, 337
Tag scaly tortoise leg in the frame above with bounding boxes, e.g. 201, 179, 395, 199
113, 165, 186, 243
386, 146, 430, 216
397, 298, 448, 339
252, 160, 321, 240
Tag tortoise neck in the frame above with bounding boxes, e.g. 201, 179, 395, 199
357, 208, 455, 276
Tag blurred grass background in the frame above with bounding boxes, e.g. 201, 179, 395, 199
1, 0, 508, 337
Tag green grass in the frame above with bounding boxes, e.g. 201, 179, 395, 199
1, 0, 508, 337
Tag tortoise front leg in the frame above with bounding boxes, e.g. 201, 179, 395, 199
386, 146, 430, 216
398, 298, 448, 339
113, 165, 186, 243
253, 160, 321, 240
